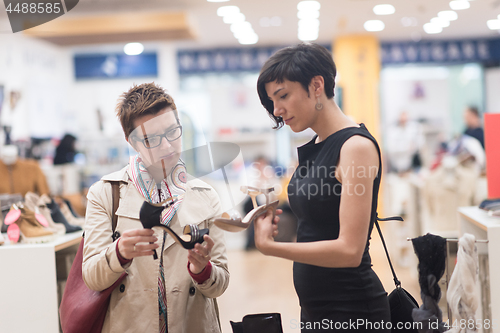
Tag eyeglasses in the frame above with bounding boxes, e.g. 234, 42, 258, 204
134, 125, 182, 149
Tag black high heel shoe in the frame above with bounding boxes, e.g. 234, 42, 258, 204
139, 201, 209, 253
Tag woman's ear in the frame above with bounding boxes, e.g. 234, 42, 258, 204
310, 75, 325, 96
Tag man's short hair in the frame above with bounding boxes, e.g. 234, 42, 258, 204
116, 82, 178, 139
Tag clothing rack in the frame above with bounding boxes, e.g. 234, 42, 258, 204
406, 236, 488, 323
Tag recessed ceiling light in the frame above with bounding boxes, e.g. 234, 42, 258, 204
297, 10, 319, 20
217, 6, 240, 17
297, 1, 321, 12
270, 16, 282, 26
124, 43, 144, 55
298, 30, 319, 41
431, 17, 450, 27
423, 23, 443, 34
487, 19, 500, 30
364, 20, 385, 32
401, 17, 418, 27
449, 0, 470, 10
260, 17, 270, 27
299, 18, 320, 28
373, 4, 395, 15
223, 12, 245, 24
438, 10, 458, 21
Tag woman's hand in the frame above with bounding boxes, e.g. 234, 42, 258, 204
253, 208, 281, 255
118, 229, 159, 260
188, 234, 214, 275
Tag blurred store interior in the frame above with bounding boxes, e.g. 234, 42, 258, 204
1, 0, 500, 332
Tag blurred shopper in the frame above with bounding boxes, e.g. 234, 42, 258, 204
385, 111, 422, 174
53, 133, 77, 165
463, 106, 484, 149
82, 83, 229, 333
244, 155, 296, 250
0, 144, 50, 196
254, 43, 390, 332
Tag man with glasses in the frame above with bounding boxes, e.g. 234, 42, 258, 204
82, 83, 229, 333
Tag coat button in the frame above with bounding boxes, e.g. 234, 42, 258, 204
189, 287, 195, 296
119, 284, 125, 293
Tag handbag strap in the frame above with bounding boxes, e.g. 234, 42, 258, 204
374, 213, 404, 288
110, 181, 121, 241
82, 181, 121, 240
110, 181, 120, 232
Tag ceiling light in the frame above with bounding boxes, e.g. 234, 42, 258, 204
298, 31, 319, 41
260, 17, 270, 27
123, 43, 144, 55
297, 10, 319, 20
487, 19, 500, 30
238, 33, 259, 45
373, 4, 395, 15
207, 0, 229, 2
298, 18, 320, 28
230, 21, 252, 33
364, 20, 385, 32
438, 10, 458, 21
297, 1, 321, 12
449, 0, 470, 10
270, 16, 282, 26
217, 6, 240, 17
431, 17, 450, 27
401, 17, 418, 27
423, 23, 443, 34
223, 12, 245, 24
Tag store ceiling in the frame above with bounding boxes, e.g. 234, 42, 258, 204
2, 0, 500, 46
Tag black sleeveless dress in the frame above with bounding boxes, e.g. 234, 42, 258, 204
288, 124, 390, 332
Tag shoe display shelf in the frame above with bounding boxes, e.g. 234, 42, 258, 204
458, 206, 500, 333
0, 231, 82, 333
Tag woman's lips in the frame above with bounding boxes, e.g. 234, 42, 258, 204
284, 117, 294, 125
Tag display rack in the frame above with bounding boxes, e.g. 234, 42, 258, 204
0, 231, 82, 333
459, 206, 500, 333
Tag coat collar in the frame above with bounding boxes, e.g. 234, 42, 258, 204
108, 165, 214, 225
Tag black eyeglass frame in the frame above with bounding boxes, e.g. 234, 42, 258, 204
132, 125, 183, 149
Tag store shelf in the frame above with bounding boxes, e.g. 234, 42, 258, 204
459, 206, 500, 333
0, 231, 82, 333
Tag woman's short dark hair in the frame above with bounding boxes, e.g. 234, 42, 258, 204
257, 43, 337, 129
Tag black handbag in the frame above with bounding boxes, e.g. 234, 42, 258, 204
375, 216, 419, 333
230, 313, 283, 333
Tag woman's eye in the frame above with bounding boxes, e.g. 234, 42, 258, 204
280, 94, 287, 99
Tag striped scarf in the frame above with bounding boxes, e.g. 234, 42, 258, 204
128, 155, 187, 332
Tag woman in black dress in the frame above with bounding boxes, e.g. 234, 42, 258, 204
253, 43, 390, 332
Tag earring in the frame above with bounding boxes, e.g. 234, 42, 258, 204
315, 96, 323, 111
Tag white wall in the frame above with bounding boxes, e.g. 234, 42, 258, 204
380, 66, 451, 137
0, 34, 73, 140
485, 67, 500, 114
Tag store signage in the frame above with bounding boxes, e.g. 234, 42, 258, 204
177, 39, 500, 74
74, 53, 158, 80
178, 45, 331, 74
381, 38, 500, 64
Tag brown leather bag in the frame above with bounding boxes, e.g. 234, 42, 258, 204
59, 182, 127, 333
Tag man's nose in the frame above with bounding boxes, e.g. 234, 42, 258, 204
159, 135, 172, 149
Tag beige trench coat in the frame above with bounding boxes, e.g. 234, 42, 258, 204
82, 166, 229, 333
